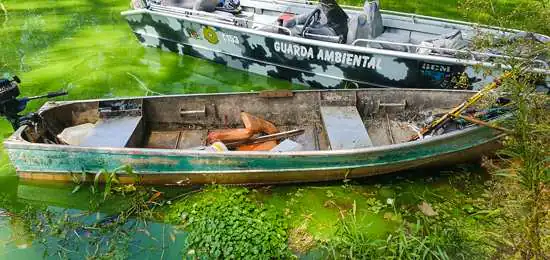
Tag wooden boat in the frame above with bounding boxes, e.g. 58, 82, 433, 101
122, 0, 550, 90
4, 88, 505, 185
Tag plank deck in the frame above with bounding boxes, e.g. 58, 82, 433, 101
278, 125, 329, 151
146, 131, 180, 149
177, 130, 208, 149
320, 106, 373, 150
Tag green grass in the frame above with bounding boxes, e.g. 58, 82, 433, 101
342, 0, 550, 35
343, 0, 462, 20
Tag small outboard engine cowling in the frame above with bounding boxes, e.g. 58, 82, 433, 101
0, 76, 68, 130
0, 76, 22, 119
0, 76, 20, 106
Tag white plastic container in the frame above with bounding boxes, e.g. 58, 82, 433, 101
57, 123, 95, 146
192, 141, 229, 152
270, 139, 303, 152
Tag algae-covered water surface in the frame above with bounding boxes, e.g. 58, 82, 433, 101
0, 0, 539, 259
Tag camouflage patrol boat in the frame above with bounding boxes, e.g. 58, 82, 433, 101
5, 87, 506, 185
122, 0, 550, 89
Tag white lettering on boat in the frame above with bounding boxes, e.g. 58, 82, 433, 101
421, 62, 451, 73
221, 33, 240, 44
275, 41, 381, 70
274, 41, 314, 59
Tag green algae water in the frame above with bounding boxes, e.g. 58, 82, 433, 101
0, 0, 504, 259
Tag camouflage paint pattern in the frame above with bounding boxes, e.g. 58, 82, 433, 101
121, 10, 500, 90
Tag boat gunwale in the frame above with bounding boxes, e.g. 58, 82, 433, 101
38, 87, 480, 103
5, 126, 502, 157
4, 88, 506, 158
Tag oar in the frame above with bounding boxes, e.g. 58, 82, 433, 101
410, 71, 513, 141
225, 129, 305, 148
453, 114, 514, 134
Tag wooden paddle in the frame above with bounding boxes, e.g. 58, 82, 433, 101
225, 129, 305, 148
454, 114, 514, 134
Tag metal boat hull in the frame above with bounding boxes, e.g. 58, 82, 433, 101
122, 10, 501, 90
6, 122, 501, 185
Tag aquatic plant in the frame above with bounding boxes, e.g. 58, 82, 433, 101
92, 165, 140, 200
5, 184, 168, 259
166, 185, 292, 259
0, 166, 169, 259
323, 198, 486, 259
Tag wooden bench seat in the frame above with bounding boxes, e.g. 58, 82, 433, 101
79, 116, 142, 148
320, 106, 373, 150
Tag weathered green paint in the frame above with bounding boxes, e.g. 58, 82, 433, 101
5, 125, 500, 183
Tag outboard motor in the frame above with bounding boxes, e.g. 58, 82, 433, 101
0, 76, 67, 130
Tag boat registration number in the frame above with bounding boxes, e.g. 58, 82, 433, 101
221, 33, 240, 45
421, 62, 452, 73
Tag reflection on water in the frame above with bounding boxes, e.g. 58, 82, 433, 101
0, 177, 190, 259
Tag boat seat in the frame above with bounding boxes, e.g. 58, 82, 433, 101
78, 116, 143, 148
409, 31, 438, 45
165, 0, 243, 14
369, 29, 411, 52
165, 0, 218, 12
251, 13, 282, 31
320, 106, 373, 150
347, 0, 384, 44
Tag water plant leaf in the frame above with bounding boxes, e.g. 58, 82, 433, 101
93, 169, 107, 194
165, 185, 291, 258
71, 185, 81, 194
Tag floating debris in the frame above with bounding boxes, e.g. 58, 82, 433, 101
418, 201, 438, 216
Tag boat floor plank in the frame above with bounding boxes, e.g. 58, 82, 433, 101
146, 131, 180, 149
364, 119, 392, 146
389, 121, 418, 143
177, 130, 208, 149
279, 125, 329, 151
